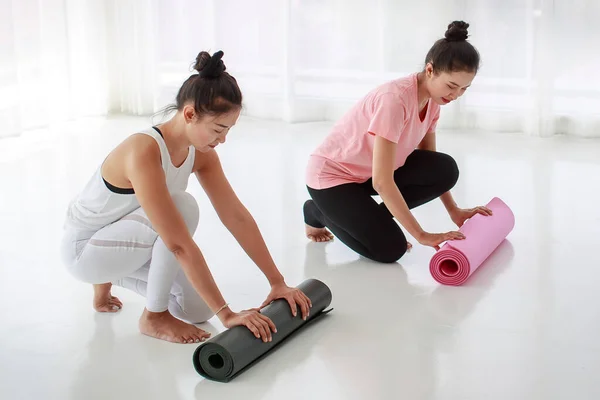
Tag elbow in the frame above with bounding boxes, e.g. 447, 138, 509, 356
222, 208, 252, 228
372, 177, 391, 195
164, 237, 194, 258
167, 243, 185, 257
229, 211, 250, 225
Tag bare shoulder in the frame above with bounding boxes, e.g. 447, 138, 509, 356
102, 133, 162, 188
125, 133, 161, 162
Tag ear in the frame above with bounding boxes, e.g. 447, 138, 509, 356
425, 62, 434, 78
183, 105, 195, 124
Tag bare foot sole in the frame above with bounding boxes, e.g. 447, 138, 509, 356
305, 224, 334, 242
139, 309, 211, 344
93, 283, 123, 313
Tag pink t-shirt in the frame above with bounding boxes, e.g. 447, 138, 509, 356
306, 73, 440, 190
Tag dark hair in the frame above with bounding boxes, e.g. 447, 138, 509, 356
162, 50, 242, 119
424, 21, 480, 74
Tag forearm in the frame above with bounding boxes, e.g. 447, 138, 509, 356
440, 191, 458, 213
376, 181, 425, 240
223, 211, 285, 286
174, 243, 231, 320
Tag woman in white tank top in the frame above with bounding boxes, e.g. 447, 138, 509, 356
60, 51, 312, 344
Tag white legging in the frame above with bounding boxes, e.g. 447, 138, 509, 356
60, 192, 214, 324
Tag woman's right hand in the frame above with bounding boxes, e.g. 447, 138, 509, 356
221, 309, 277, 343
417, 231, 465, 251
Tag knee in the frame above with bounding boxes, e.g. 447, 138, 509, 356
369, 237, 407, 264
437, 152, 459, 190
172, 301, 215, 324
171, 192, 199, 234
187, 308, 215, 325
371, 245, 406, 263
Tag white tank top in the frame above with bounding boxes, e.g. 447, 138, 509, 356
65, 127, 196, 231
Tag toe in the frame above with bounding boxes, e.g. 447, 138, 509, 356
191, 333, 203, 343
96, 304, 119, 313
199, 329, 211, 340
111, 297, 123, 306
109, 300, 122, 309
187, 333, 197, 343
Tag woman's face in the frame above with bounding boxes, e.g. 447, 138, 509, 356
184, 106, 241, 152
425, 63, 476, 106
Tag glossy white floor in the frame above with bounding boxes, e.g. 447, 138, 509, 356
1, 115, 599, 400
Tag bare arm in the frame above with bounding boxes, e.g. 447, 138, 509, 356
372, 133, 465, 249
124, 136, 229, 317
417, 130, 458, 213
193, 150, 285, 286
372, 135, 426, 241
193, 150, 312, 319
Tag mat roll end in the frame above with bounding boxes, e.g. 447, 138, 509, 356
429, 245, 471, 286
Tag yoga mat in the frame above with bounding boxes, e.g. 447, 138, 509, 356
192, 278, 333, 382
429, 197, 515, 286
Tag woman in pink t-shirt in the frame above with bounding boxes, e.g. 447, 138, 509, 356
303, 21, 492, 263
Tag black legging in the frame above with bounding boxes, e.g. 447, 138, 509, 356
304, 150, 459, 263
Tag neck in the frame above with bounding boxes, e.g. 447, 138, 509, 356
416, 72, 431, 108
158, 113, 191, 152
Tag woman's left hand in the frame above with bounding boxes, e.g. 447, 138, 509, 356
449, 206, 493, 227
260, 283, 313, 320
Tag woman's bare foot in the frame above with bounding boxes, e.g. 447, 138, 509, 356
93, 283, 123, 313
139, 308, 211, 344
305, 224, 334, 242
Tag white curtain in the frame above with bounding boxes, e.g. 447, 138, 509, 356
0, 0, 110, 138
1, 0, 599, 138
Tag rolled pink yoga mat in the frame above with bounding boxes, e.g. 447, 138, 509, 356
429, 197, 515, 286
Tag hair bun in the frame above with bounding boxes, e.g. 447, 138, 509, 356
445, 21, 469, 42
194, 50, 226, 79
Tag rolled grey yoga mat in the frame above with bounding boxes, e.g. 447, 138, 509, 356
192, 278, 333, 382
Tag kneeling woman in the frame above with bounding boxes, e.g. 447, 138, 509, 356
61, 51, 311, 344
304, 21, 492, 263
